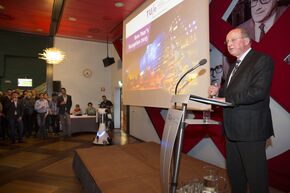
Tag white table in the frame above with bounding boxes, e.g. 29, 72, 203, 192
70, 115, 98, 134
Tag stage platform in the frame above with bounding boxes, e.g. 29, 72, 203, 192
73, 142, 229, 193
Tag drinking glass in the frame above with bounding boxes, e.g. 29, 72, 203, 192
203, 110, 211, 124
210, 82, 219, 98
202, 166, 218, 193
215, 176, 228, 193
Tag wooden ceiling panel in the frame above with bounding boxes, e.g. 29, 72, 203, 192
0, 0, 53, 35
0, 0, 145, 42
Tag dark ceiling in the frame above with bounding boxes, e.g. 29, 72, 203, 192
0, 0, 145, 43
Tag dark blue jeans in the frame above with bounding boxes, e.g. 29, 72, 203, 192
8, 117, 24, 142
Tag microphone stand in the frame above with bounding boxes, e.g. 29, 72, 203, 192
171, 59, 206, 193
174, 65, 200, 95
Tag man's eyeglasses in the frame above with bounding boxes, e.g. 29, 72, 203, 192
251, 0, 271, 7
210, 65, 223, 77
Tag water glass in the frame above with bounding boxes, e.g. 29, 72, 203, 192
202, 166, 218, 193
203, 110, 211, 123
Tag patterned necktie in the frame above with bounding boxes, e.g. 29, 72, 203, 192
227, 60, 241, 87
231, 60, 241, 77
259, 23, 265, 41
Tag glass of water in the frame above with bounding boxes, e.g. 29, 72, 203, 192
202, 166, 218, 193
203, 110, 211, 124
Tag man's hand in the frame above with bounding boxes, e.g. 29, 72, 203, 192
208, 85, 219, 97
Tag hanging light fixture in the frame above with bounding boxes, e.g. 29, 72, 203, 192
39, 47, 65, 65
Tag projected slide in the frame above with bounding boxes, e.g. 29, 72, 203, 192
123, 0, 210, 109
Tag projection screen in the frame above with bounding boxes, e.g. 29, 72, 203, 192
123, 0, 210, 110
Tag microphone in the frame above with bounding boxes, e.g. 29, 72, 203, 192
174, 59, 207, 94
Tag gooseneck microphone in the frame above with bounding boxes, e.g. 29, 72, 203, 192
174, 58, 207, 95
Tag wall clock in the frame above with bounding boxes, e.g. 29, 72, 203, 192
82, 68, 92, 78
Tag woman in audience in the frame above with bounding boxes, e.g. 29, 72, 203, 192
85, 102, 96, 116
72, 104, 83, 116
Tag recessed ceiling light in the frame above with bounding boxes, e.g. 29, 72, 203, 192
0, 5, 5, 10
115, 2, 124, 8
68, 17, 77, 21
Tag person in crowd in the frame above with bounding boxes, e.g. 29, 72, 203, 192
57, 88, 72, 138
6, 91, 24, 143
208, 27, 274, 193
85, 102, 96, 116
43, 92, 52, 132
31, 88, 39, 136
34, 93, 49, 139
99, 95, 113, 113
239, 0, 287, 42
72, 104, 83, 116
22, 91, 35, 137
19, 89, 28, 100
48, 93, 60, 135
1, 89, 13, 140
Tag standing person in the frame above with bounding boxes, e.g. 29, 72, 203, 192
239, 0, 287, 42
99, 95, 113, 113
99, 95, 114, 130
31, 88, 39, 136
1, 89, 13, 140
208, 27, 274, 193
22, 92, 35, 137
57, 88, 72, 138
34, 93, 49, 139
49, 93, 60, 135
6, 91, 24, 143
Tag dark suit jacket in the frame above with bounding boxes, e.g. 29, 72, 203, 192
57, 95, 72, 114
219, 49, 274, 141
7, 100, 24, 119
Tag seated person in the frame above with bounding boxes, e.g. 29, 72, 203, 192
72, 104, 83, 116
85, 102, 96, 116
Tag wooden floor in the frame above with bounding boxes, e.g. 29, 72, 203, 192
0, 129, 140, 193
0, 130, 283, 193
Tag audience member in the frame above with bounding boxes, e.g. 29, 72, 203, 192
58, 88, 72, 138
31, 88, 39, 136
1, 89, 13, 140
85, 102, 96, 116
48, 93, 60, 135
6, 91, 24, 143
22, 91, 35, 137
34, 93, 49, 139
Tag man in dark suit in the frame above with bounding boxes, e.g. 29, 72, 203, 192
57, 87, 72, 137
7, 91, 24, 143
209, 27, 274, 193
